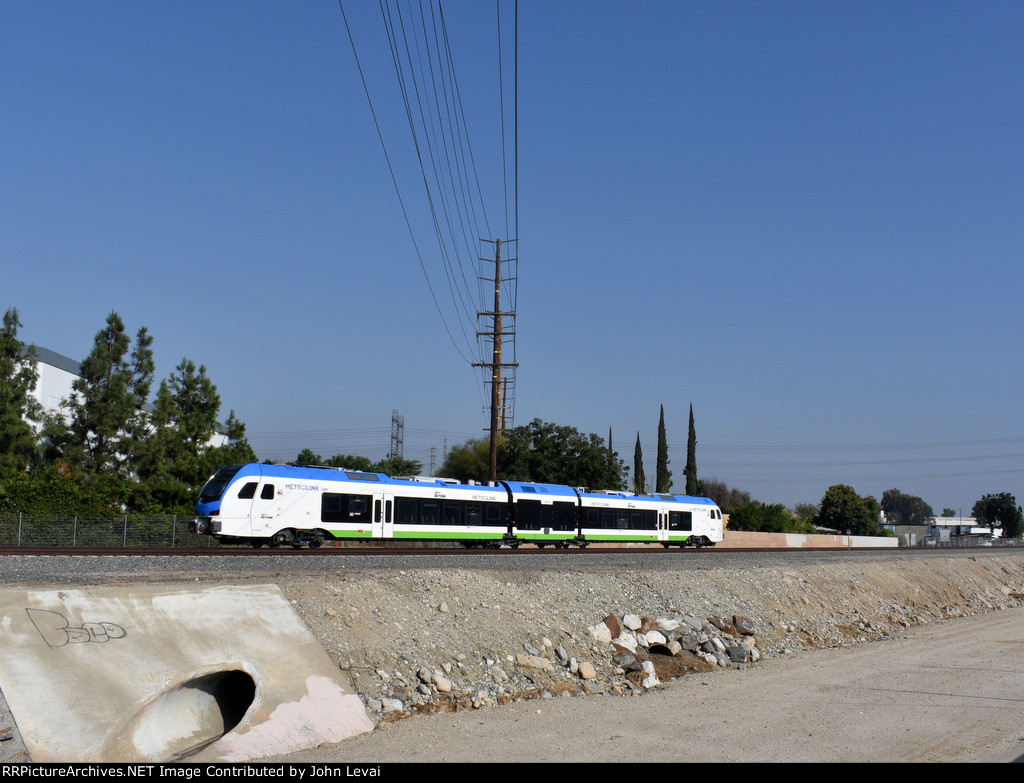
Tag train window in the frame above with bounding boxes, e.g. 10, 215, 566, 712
669, 511, 693, 531
601, 509, 614, 529
485, 503, 505, 525
420, 501, 439, 525
615, 510, 629, 529
321, 493, 372, 523
465, 504, 482, 525
238, 482, 258, 500
397, 499, 417, 524
443, 502, 462, 525
349, 496, 369, 518
260, 484, 275, 500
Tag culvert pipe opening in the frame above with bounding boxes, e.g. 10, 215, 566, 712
130, 669, 257, 760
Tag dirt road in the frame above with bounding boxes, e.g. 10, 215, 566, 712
270, 607, 1024, 764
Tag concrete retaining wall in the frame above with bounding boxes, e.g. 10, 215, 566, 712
718, 530, 898, 549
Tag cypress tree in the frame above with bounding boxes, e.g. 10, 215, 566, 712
656, 405, 671, 492
633, 433, 645, 495
684, 404, 698, 495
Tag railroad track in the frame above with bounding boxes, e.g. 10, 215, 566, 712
0, 543, 998, 557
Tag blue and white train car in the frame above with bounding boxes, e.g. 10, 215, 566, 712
194, 463, 723, 549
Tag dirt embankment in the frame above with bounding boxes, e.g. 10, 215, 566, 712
279, 552, 1024, 719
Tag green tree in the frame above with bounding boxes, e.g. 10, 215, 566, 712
439, 438, 491, 482
729, 502, 815, 534
633, 433, 645, 495
815, 484, 886, 536
880, 488, 934, 526
972, 493, 1024, 539
374, 455, 423, 476
500, 419, 624, 490
0, 308, 43, 484
655, 405, 671, 493
793, 502, 819, 524
325, 454, 375, 471
132, 359, 230, 512
55, 313, 154, 504
697, 478, 751, 514
684, 404, 698, 495
293, 449, 323, 467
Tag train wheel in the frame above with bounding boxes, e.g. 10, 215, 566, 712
269, 530, 294, 549
308, 540, 322, 549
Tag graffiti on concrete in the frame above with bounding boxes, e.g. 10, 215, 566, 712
26, 608, 126, 648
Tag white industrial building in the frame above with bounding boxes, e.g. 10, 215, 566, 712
24, 346, 228, 447
925, 515, 1000, 545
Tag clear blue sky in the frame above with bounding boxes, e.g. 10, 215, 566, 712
3, 1, 1022, 516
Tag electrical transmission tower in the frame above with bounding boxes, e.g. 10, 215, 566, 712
474, 238, 518, 481
390, 409, 405, 459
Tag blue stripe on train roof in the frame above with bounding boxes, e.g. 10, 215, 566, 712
250, 464, 504, 491
505, 482, 578, 497
214, 465, 717, 504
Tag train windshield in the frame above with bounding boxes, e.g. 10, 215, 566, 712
198, 465, 246, 503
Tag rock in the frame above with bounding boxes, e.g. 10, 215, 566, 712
603, 614, 622, 638
614, 634, 638, 653
644, 630, 667, 646
555, 645, 569, 665
658, 618, 682, 632
733, 615, 756, 635
682, 615, 703, 631
589, 623, 612, 644
622, 613, 642, 631
431, 673, 453, 693
516, 654, 555, 673
727, 646, 749, 663
578, 662, 597, 680
640, 617, 660, 634
710, 617, 737, 636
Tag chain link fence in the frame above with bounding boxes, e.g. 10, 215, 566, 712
0, 513, 220, 548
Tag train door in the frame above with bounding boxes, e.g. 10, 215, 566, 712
373, 492, 395, 539
657, 510, 669, 543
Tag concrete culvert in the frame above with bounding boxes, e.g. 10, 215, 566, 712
129, 669, 257, 761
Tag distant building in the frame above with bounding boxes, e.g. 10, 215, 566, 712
23, 346, 228, 447
925, 515, 1000, 545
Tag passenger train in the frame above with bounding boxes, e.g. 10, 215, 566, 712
193, 463, 724, 549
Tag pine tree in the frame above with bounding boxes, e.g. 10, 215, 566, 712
133, 359, 222, 512
633, 433, 645, 495
656, 405, 672, 492
684, 403, 698, 495
58, 312, 154, 502
0, 308, 43, 482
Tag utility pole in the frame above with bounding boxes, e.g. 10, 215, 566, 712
474, 238, 518, 482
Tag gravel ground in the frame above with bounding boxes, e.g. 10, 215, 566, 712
3, 548, 1024, 763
